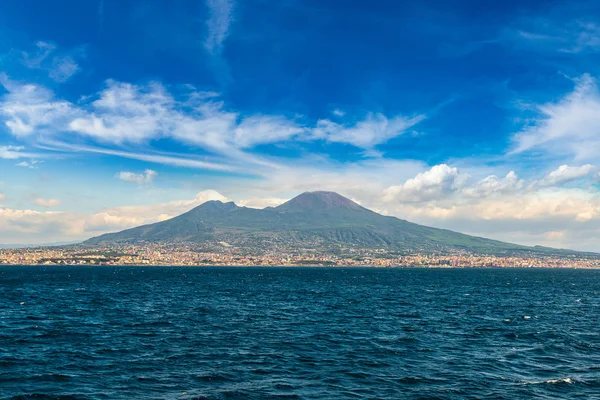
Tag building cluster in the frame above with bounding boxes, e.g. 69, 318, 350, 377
1, 243, 599, 268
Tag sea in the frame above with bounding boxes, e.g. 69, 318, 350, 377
1, 266, 600, 399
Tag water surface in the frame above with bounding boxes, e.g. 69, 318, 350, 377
1, 266, 600, 399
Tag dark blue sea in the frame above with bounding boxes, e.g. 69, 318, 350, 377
2, 267, 600, 399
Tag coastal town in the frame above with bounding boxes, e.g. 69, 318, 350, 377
2, 243, 599, 269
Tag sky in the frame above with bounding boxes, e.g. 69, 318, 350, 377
1, 0, 600, 250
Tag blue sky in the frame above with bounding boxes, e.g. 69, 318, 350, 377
1, 0, 600, 249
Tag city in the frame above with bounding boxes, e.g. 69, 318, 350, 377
2, 243, 599, 268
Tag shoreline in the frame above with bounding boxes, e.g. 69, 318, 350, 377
1, 263, 599, 269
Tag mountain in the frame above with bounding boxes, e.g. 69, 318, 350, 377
83, 191, 581, 256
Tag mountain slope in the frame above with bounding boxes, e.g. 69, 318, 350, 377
83, 191, 579, 256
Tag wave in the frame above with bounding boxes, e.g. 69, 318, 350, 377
522, 377, 574, 385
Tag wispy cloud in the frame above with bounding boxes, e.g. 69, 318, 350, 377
34, 198, 61, 207
15, 160, 41, 169
203, 0, 235, 85
22, 41, 55, 69
0, 75, 426, 170
234, 115, 304, 148
510, 74, 600, 161
517, 31, 553, 41
116, 169, 158, 185
0, 145, 41, 160
0, 145, 25, 159
204, 0, 234, 54
511, 20, 600, 54
0, 73, 78, 137
313, 113, 426, 149
21, 41, 83, 82
563, 22, 600, 53
36, 140, 241, 172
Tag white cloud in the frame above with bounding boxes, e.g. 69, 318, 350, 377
101, 190, 228, 223
204, 0, 234, 54
0, 208, 95, 243
1, 145, 25, 159
45, 79, 279, 162
463, 171, 524, 198
0, 78, 259, 167
38, 140, 239, 172
0, 193, 5, 202
457, 189, 597, 222
238, 197, 287, 209
234, 116, 304, 148
511, 74, 600, 161
382, 163, 599, 207
0, 73, 78, 137
313, 113, 426, 148
116, 169, 158, 185
22, 41, 81, 82
15, 160, 40, 169
250, 158, 427, 201
332, 109, 345, 117
1, 76, 426, 171
383, 164, 468, 203
534, 164, 597, 188
385, 187, 600, 251
0, 145, 43, 160
68, 80, 174, 143
0, 190, 228, 244
359, 162, 600, 251
35, 198, 61, 207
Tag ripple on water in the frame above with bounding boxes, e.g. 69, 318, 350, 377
1, 266, 600, 399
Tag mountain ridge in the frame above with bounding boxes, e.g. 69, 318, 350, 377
83, 191, 591, 256
274, 191, 369, 213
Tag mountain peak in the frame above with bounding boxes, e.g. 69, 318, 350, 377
189, 200, 239, 213
275, 191, 365, 213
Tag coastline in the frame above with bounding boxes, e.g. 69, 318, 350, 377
2, 263, 599, 269
3, 243, 600, 269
